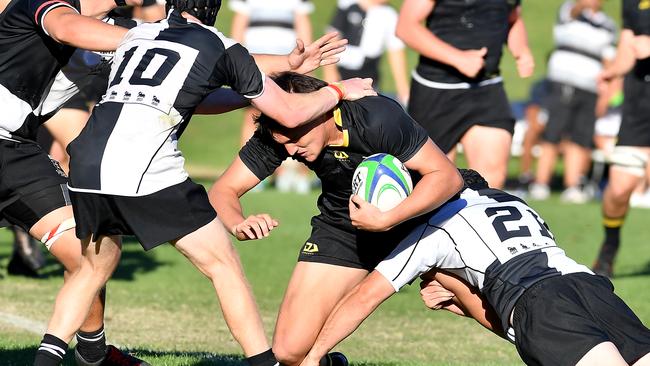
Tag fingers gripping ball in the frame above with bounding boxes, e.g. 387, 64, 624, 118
352, 153, 413, 212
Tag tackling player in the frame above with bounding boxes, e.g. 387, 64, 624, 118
298, 170, 650, 366
209, 72, 463, 366
36, 2, 376, 366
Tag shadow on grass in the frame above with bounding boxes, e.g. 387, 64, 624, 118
0, 348, 400, 366
7, 236, 168, 282
613, 260, 650, 279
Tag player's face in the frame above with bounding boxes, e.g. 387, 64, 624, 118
272, 119, 328, 162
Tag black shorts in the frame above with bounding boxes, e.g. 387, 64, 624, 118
62, 73, 108, 111
70, 179, 216, 250
407, 79, 514, 153
542, 81, 597, 147
512, 273, 650, 366
617, 75, 650, 147
0, 139, 70, 231
298, 218, 419, 271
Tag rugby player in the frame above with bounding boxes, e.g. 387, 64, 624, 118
299, 170, 650, 366
35, 2, 375, 366
209, 72, 463, 366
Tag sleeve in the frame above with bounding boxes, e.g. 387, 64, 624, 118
384, 7, 404, 51
29, 0, 80, 35
556, 1, 575, 24
295, 0, 314, 14
361, 97, 429, 163
328, 5, 347, 33
228, 0, 249, 15
238, 131, 287, 180
622, 0, 633, 31
214, 41, 266, 98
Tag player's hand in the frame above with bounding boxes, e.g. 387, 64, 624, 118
633, 35, 650, 59
454, 47, 487, 78
349, 195, 392, 231
339, 78, 377, 101
231, 214, 279, 241
288, 32, 348, 75
515, 50, 535, 78
419, 278, 455, 310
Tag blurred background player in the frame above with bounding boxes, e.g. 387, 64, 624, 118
323, 0, 410, 106
593, 0, 650, 278
528, 0, 617, 203
230, 0, 315, 194
396, 0, 534, 189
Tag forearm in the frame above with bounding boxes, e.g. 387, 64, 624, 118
507, 14, 530, 59
322, 64, 341, 83
387, 48, 410, 101
397, 22, 464, 67
384, 168, 463, 228
208, 188, 248, 235
50, 13, 127, 51
606, 30, 637, 77
251, 54, 293, 75
295, 13, 313, 44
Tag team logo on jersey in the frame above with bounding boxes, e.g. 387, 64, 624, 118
123, 91, 131, 101
302, 242, 319, 253
641, 0, 650, 10
152, 96, 160, 106
109, 91, 117, 100
333, 151, 349, 160
136, 92, 145, 101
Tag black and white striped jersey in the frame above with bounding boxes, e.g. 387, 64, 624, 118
67, 10, 265, 196
375, 187, 592, 341
328, 2, 403, 85
547, 1, 617, 92
0, 0, 81, 142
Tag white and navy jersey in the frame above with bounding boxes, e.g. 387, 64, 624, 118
67, 10, 264, 196
623, 0, 650, 78
375, 187, 592, 341
415, 0, 519, 84
229, 0, 313, 55
328, 2, 404, 85
547, 1, 617, 92
0, 0, 81, 142
239, 95, 428, 233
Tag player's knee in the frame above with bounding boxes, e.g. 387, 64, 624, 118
272, 340, 305, 366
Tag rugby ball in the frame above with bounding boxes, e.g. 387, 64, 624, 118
351, 153, 413, 212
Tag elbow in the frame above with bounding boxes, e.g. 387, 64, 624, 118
273, 111, 303, 129
395, 23, 407, 42
450, 169, 464, 195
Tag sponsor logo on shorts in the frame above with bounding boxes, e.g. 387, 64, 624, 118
302, 242, 319, 253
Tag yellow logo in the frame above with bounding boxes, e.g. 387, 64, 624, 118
303, 242, 319, 253
333, 151, 349, 160
640, 0, 650, 10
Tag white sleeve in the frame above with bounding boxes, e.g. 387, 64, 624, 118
384, 7, 404, 51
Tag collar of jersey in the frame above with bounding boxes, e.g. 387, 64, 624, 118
330, 107, 349, 147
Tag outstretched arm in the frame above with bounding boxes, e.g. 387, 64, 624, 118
42, 7, 128, 51
300, 271, 396, 366
252, 32, 347, 75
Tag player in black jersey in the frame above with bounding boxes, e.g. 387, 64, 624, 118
396, 0, 534, 189
38, 1, 376, 365
296, 169, 650, 366
593, 0, 650, 278
209, 72, 463, 366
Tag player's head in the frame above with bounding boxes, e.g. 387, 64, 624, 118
165, 0, 221, 26
256, 72, 334, 162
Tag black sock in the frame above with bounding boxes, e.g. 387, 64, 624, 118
75, 325, 107, 362
319, 352, 348, 366
34, 333, 67, 366
604, 225, 621, 248
245, 349, 278, 366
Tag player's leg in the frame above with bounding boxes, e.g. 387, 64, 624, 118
272, 261, 367, 366
171, 217, 273, 361
530, 141, 559, 199
561, 141, 591, 203
634, 353, 650, 365
35, 235, 122, 366
593, 147, 650, 277
576, 342, 628, 366
460, 125, 512, 189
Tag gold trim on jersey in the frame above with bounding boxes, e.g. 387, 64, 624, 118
640, 0, 650, 10
331, 108, 349, 147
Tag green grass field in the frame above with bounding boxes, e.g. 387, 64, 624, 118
1, 1, 648, 365
1, 190, 649, 365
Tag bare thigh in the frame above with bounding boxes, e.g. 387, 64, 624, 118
460, 125, 512, 188
272, 261, 368, 365
576, 342, 628, 366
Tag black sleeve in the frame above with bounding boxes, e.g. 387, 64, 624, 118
359, 96, 429, 163
328, 5, 347, 33
214, 43, 265, 98
30, 0, 80, 28
238, 130, 288, 180
623, 0, 633, 31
